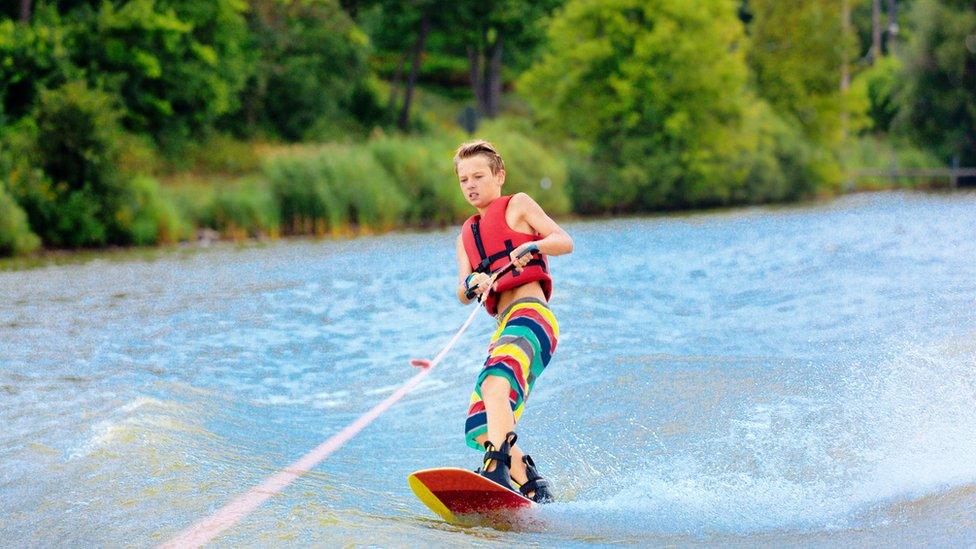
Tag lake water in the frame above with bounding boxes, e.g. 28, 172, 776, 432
2, 191, 975, 547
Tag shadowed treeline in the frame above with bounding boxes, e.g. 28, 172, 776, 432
1, 0, 973, 257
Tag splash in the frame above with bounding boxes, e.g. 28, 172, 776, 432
542, 334, 976, 537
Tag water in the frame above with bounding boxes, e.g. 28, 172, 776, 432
2, 191, 975, 547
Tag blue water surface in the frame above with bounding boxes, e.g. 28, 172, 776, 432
1, 191, 975, 547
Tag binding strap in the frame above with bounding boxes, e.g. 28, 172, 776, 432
518, 477, 549, 497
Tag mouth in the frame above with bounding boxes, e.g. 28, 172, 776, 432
467, 192, 479, 201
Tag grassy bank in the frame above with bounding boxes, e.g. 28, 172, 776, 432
142, 118, 573, 245
0, 85, 954, 260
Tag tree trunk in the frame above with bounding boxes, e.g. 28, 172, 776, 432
467, 45, 484, 114
840, 0, 850, 93
388, 51, 408, 116
485, 32, 503, 119
20, 0, 31, 22
840, 0, 851, 140
399, 13, 429, 131
871, 0, 882, 62
885, 0, 899, 54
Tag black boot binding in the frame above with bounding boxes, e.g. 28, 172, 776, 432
476, 431, 518, 492
516, 454, 555, 504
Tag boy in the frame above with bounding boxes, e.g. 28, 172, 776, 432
453, 140, 574, 503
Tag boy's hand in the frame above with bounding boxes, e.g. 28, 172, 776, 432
465, 272, 492, 299
509, 243, 539, 273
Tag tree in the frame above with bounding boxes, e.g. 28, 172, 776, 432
352, 0, 450, 131
457, 0, 562, 118
68, 0, 249, 147
894, 0, 976, 165
747, 0, 860, 146
521, 0, 831, 212
0, 8, 80, 124
521, 0, 753, 210
241, 0, 375, 140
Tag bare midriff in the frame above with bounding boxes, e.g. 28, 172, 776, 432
494, 280, 546, 319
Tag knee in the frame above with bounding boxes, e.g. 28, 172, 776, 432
480, 376, 510, 399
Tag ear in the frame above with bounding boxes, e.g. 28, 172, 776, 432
496, 169, 506, 187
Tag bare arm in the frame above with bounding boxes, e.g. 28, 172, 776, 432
510, 192, 574, 259
456, 233, 494, 304
456, 234, 474, 304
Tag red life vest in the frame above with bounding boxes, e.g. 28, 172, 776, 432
461, 195, 553, 315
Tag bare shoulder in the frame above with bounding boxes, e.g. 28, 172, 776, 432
509, 192, 544, 215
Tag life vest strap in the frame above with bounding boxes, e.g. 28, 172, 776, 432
471, 222, 523, 274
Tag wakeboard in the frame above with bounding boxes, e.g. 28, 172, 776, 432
408, 467, 534, 524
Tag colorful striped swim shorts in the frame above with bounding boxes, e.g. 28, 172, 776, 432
464, 297, 559, 450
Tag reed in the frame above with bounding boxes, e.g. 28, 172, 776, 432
265, 144, 408, 235
368, 136, 469, 227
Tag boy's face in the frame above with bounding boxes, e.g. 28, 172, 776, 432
457, 154, 505, 209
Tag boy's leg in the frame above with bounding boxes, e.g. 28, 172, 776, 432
466, 300, 559, 498
476, 375, 530, 487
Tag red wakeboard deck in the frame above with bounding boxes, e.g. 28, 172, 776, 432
408, 467, 534, 524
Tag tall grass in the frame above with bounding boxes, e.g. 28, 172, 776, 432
162, 176, 279, 240
368, 136, 469, 227
265, 144, 408, 235
4, 122, 576, 256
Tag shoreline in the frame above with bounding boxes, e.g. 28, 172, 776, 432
2, 187, 970, 273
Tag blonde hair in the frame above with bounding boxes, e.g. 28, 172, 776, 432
453, 140, 505, 175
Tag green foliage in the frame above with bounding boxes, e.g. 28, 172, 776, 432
843, 135, 945, 188
371, 51, 471, 87
0, 180, 41, 256
241, 0, 377, 141
208, 178, 280, 238
7, 81, 181, 247
520, 0, 822, 212
7, 81, 123, 247
851, 55, 902, 133
0, 7, 80, 124
737, 100, 837, 201
894, 0, 976, 165
34, 80, 121, 192
113, 175, 188, 244
367, 135, 468, 226
69, 0, 249, 147
747, 0, 853, 146
266, 145, 408, 234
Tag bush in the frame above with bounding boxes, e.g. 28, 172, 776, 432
112, 176, 189, 245
0, 180, 40, 256
850, 56, 902, 134
207, 178, 280, 238
842, 136, 944, 189
266, 145, 407, 235
367, 135, 468, 227
730, 100, 833, 203
9, 81, 183, 247
241, 0, 377, 141
6, 81, 123, 247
